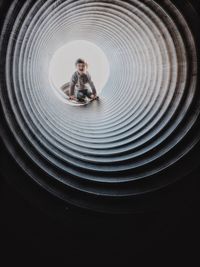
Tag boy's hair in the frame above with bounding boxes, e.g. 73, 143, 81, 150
75, 58, 86, 66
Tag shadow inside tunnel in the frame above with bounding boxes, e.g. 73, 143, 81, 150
0, 140, 200, 265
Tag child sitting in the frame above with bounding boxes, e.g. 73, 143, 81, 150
69, 58, 98, 102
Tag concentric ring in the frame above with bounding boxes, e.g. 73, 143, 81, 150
1, 0, 200, 212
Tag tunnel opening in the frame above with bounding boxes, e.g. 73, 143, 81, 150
49, 39, 110, 103
0, 0, 200, 213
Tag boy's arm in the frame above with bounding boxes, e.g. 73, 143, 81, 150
69, 72, 78, 96
87, 73, 97, 95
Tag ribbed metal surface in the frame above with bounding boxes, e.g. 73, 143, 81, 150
0, 0, 200, 212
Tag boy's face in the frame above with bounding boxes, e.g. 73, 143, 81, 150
77, 63, 86, 73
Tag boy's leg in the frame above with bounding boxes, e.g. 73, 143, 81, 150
85, 89, 93, 99
76, 90, 86, 101
65, 88, 70, 96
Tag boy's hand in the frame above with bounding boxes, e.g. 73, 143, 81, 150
91, 94, 98, 100
69, 95, 76, 100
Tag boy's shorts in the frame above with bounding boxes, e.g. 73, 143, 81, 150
75, 88, 92, 100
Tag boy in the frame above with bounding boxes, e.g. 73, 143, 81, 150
69, 58, 98, 102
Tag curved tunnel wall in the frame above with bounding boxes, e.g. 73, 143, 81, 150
0, 0, 200, 212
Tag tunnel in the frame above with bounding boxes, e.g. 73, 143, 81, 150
0, 0, 200, 213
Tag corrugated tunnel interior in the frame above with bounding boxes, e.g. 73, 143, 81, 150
0, 0, 200, 213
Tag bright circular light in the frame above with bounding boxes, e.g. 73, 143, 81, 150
49, 40, 110, 95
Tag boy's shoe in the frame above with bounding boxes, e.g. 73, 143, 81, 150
90, 96, 99, 101
77, 98, 86, 103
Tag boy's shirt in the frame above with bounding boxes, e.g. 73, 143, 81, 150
69, 70, 97, 96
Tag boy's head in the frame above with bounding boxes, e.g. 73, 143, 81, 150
75, 58, 87, 73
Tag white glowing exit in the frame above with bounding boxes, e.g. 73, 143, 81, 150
49, 40, 110, 94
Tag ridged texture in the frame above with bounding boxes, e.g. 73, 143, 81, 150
0, 0, 200, 212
